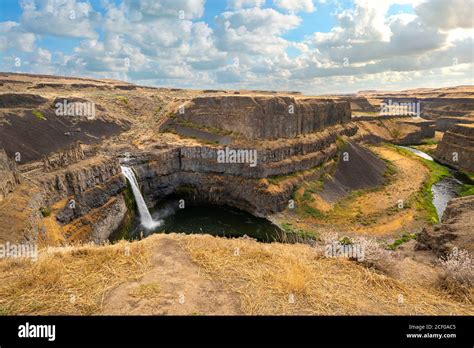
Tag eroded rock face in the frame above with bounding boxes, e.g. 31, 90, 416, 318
175, 96, 351, 139
126, 124, 356, 217
319, 141, 387, 203
355, 118, 435, 145
39, 156, 123, 204
0, 149, 22, 202
435, 124, 474, 172
42, 142, 85, 171
35, 156, 128, 243
0, 93, 47, 108
416, 195, 474, 256
435, 117, 474, 132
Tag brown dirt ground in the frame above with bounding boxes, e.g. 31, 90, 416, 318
102, 237, 241, 315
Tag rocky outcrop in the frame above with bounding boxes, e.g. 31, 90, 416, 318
42, 141, 85, 171
0, 93, 47, 108
53, 194, 128, 244
355, 118, 435, 145
175, 96, 351, 139
55, 175, 125, 224
34, 156, 128, 243
416, 195, 474, 256
89, 195, 128, 243
178, 124, 356, 178
435, 124, 474, 172
435, 117, 474, 132
39, 156, 123, 204
319, 141, 387, 203
338, 97, 376, 113
138, 167, 322, 217
0, 148, 22, 201
399, 119, 435, 143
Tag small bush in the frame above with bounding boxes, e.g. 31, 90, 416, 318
116, 96, 129, 105
339, 236, 352, 245
387, 233, 417, 250
438, 248, 473, 302
40, 206, 51, 217
32, 110, 46, 121
352, 236, 394, 271
319, 233, 394, 273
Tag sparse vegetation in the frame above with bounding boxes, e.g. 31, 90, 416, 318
458, 171, 474, 197
116, 96, 129, 105
420, 138, 438, 146
298, 204, 325, 219
387, 233, 417, 250
390, 128, 402, 139
279, 222, 316, 241
40, 206, 51, 217
32, 110, 46, 121
129, 282, 160, 298
459, 184, 474, 197
438, 248, 473, 303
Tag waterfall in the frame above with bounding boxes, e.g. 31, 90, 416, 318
121, 166, 161, 230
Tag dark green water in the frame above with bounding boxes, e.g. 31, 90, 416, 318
116, 202, 283, 242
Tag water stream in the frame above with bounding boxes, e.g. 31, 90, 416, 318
398, 146, 462, 220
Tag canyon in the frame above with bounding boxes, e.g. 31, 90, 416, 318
0, 73, 472, 315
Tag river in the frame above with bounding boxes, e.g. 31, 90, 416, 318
399, 146, 463, 220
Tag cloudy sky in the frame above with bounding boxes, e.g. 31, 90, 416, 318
0, 0, 473, 94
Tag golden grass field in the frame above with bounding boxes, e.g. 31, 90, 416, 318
0, 234, 471, 316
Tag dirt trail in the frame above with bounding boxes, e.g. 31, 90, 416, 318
102, 237, 241, 315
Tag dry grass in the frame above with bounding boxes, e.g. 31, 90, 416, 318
0, 233, 472, 316
0, 240, 150, 315
129, 282, 161, 299
183, 235, 473, 315
438, 248, 474, 303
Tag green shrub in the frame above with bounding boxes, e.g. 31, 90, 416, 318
40, 206, 51, 217
32, 110, 46, 121
339, 236, 353, 245
116, 96, 129, 105
387, 233, 417, 250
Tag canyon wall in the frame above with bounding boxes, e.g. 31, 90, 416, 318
416, 195, 474, 256
175, 96, 351, 139
129, 124, 357, 217
0, 149, 22, 202
32, 156, 128, 244
435, 124, 474, 172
